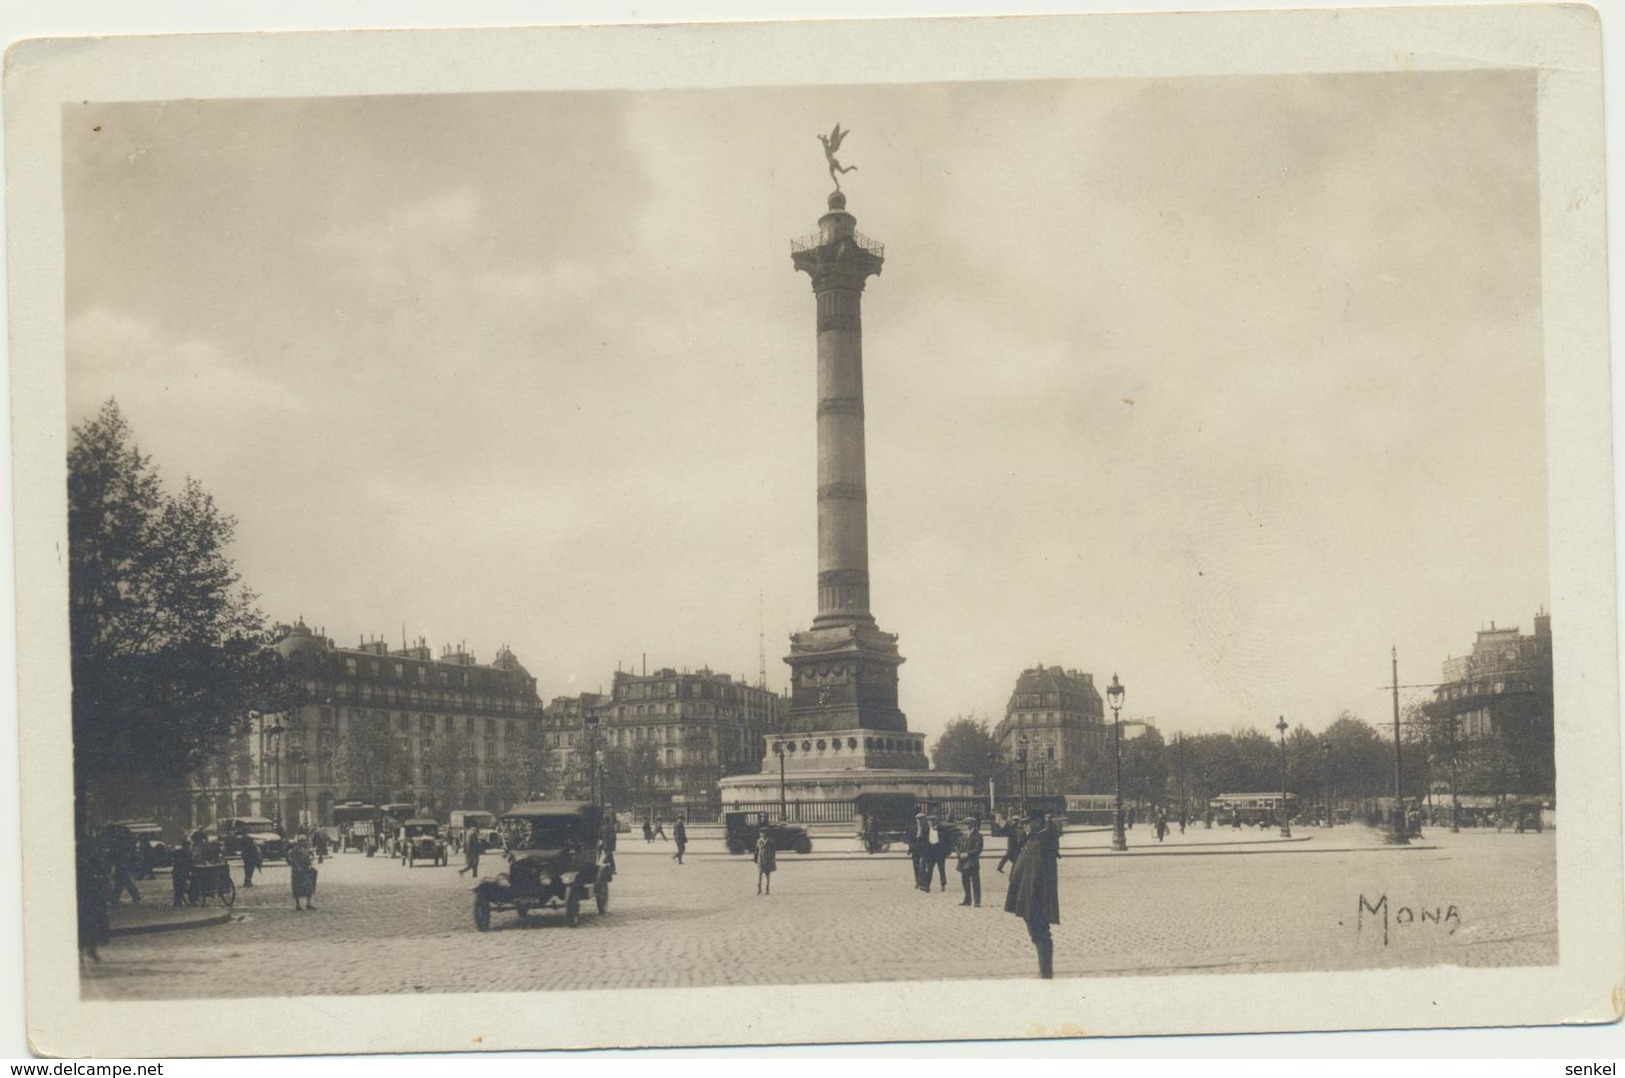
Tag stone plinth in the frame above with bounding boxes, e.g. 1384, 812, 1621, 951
718, 766, 975, 806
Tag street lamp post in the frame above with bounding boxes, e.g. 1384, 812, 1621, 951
1176, 733, 1187, 829
268, 721, 286, 832
1107, 674, 1127, 852
1017, 735, 1029, 813
1322, 736, 1334, 829
986, 750, 998, 816
584, 713, 600, 804
1037, 759, 1047, 797
1275, 716, 1291, 838
297, 750, 310, 831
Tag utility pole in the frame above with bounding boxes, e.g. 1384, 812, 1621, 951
1391, 646, 1408, 842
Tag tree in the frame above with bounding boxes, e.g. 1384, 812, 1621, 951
1122, 726, 1168, 809
332, 712, 401, 808
1323, 711, 1391, 799
930, 714, 1001, 792
489, 722, 553, 808
68, 400, 288, 826
422, 735, 478, 815
599, 743, 659, 809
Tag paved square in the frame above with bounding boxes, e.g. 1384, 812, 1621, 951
80, 825, 1556, 1000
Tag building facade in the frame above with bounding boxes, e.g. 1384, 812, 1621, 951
185, 620, 546, 829
1429, 611, 1554, 798
992, 665, 1108, 794
540, 691, 602, 799
589, 667, 786, 806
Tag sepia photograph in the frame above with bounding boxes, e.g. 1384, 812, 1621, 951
5, 5, 1621, 1057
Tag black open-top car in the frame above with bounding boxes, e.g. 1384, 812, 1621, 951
400, 818, 448, 866
724, 811, 812, 855
472, 802, 613, 930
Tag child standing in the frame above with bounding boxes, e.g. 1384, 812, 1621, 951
755, 831, 777, 895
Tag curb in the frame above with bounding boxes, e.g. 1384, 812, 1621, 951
109, 909, 233, 936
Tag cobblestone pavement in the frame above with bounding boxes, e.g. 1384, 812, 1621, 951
80, 826, 1556, 1000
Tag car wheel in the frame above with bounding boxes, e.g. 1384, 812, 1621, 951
473, 894, 491, 932
221, 878, 236, 908
564, 891, 581, 927
596, 880, 609, 914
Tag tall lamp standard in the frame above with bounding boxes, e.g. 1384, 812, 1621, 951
986, 750, 998, 816
1275, 716, 1291, 838
1017, 735, 1030, 813
584, 713, 600, 804
1107, 674, 1127, 852
296, 750, 310, 832
1322, 736, 1334, 829
268, 721, 286, 832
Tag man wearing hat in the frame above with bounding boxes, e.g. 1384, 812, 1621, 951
909, 811, 930, 891
1004, 808, 1061, 978
955, 817, 984, 907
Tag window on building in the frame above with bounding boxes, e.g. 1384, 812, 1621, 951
665, 749, 675, 765
396, 714, 409, 732
345, 657, 358, 675
485, 719, 495, 735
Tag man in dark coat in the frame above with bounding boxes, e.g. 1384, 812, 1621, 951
1004, 808, 1061, 978
995, 815, 1022, 874
170, 839, 194, 907
925, 816, 951, 892
600, 814, 619, 874
955, 817, 984, 907
671, 816, 688, 864
240, 835, 263, 888
909, 811, 930, 891
459, 829, 484, 876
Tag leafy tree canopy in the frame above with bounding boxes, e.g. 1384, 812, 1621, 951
930, 714, 1000, 789
69, 400, 289, 818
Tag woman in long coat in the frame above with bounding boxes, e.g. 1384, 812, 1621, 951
288, 837, 317, 911
1003, 809, 1060, 978
755, 831, 777, 895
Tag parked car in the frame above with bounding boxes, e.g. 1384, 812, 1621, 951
107, 819, 175, 869
472, 802, 613, 930
400, 819, 449, 866
212, 817, 288, 862
724, 811, 812, 855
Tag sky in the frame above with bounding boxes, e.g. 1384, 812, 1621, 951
62, 71, 1547, 746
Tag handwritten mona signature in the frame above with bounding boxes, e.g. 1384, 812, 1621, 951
1356, 894, 1460, 945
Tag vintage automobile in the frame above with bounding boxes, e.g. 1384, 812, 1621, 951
212, 817, 288, 862
400, 819, 448, 866
853, 793, 918, 853
724, 811, 812, 856
107, 819, 175, 870
472, 802, 613, 930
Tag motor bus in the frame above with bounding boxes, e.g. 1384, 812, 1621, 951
1208, 792, 1299, 827
1062, 795, 1120, 826
331, 801, 378, 853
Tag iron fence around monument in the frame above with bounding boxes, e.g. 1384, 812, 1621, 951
639, 796, 1000, 827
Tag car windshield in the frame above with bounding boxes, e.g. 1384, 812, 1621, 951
406, 825, 436, 836
502, 815, 586, 851
242, 822, 277, 834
